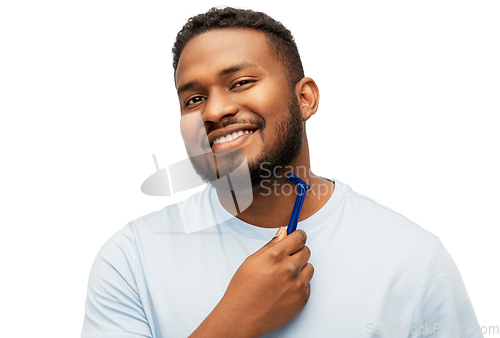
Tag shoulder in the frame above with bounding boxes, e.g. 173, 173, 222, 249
336, 180, 438, 256
97, 185, 217, 259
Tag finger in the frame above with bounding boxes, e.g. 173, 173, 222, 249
305, 282, 311, 301
256, 227, 286, 254
301, 262, 314, 282
276, 226, 287, 242
276, 229, 307, 255
289, 245, 311, 270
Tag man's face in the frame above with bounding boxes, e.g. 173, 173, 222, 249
175, 28, 304, 189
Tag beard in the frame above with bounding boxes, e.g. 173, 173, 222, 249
186, 90, 304, 192
247, 92, 303, 189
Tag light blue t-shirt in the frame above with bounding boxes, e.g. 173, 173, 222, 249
82, 179, 482, 337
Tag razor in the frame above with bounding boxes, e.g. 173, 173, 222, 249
285, 173, 311, 235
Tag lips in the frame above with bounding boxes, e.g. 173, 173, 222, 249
207, 124, 259, 148
212, 129, 254, 145
211, 129, 257, 150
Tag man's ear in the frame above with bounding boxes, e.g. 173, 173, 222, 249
295, 77, 320, 121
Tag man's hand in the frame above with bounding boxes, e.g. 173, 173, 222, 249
222, 227, 314, 336
190, 227, 314, 338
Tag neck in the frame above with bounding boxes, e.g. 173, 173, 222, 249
215, 142, 334, 229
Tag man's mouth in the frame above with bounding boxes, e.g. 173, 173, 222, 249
211, 129, 254, 147
207, 125, 259, 150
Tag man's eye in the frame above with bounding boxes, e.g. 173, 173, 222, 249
186, 96, 204, 107
232, 80, 254, 89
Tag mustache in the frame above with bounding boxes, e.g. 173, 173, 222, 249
205, 117, 266, 136
199, 117, 266, 149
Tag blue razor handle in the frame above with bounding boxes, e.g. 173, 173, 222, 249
286, 173, 311, 235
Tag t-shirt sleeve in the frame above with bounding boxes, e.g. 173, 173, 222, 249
409, 238, 483, 337
81, 224, 153, 338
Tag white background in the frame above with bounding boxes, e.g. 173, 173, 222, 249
1, 0, 498, 336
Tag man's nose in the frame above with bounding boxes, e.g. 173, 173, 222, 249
203, 92, 238, 123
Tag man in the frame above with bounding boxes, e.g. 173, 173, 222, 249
82, 7, 482, 337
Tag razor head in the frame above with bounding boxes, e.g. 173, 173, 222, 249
286, 172, 311, 191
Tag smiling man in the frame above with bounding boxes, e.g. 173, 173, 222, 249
82, 7, 482, 338
175, 24, 333, 230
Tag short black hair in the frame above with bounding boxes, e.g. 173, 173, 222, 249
172, 7, 304, 88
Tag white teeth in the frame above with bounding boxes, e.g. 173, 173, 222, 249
213, 129, 255, 145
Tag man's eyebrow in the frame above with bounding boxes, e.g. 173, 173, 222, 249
219, 62, 257, 77
177, 80, 198, 95
177, 62, 258, 95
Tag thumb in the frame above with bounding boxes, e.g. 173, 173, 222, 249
270, 226, 286, 244
257, 227, 286, 253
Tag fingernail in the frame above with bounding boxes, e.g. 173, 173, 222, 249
276, 227, 282, 237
